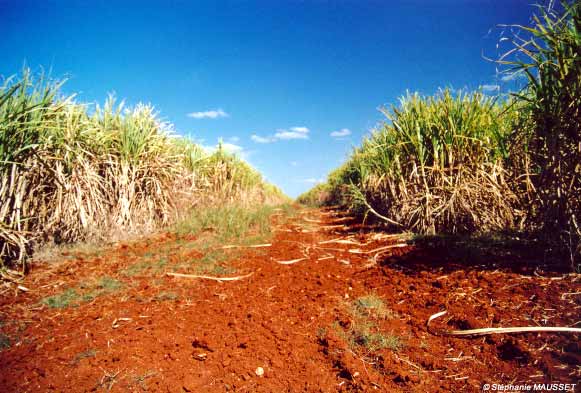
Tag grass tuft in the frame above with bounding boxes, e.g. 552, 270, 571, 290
331, 294, 403, 354
353, 294, 396, 320
41, 276, 123, 308
175, 204, 275, 242
122, 259, 167, 277
42, 288, 80, 309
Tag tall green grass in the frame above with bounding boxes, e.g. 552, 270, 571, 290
322, 89, 521, 234
0, 69, 286, 268
301, 0, 579, 268
500, 0, 580, 266
296, 183, 330, 207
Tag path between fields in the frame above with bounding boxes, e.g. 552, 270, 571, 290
0, 208, 579, 392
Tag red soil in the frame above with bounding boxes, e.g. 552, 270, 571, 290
0, 208, 579, 392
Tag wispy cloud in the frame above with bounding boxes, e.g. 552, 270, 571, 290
303, 177, 325, 184
274, 126, 310, 140
251, 126, 310, 143
251, 134, 276, 144
480, 84, 500, 93
330, 128, 351, 138
227, 136, 240, 143
500, 70, 526, 82
221, 142, 243, 154
187, 108, 229, 119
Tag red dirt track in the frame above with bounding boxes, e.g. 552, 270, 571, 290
0, 208, 579, 392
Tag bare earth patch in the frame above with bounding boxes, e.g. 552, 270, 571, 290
0, 208, 579, 392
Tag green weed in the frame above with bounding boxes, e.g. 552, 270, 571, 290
175, 204, 275, 242
122, 259, 167, 277
42, 276, 123, 309
332, 295, 403, 354
353, 294, 396, 320
42, 288, 81, 309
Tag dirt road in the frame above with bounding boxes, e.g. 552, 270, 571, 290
1, 208, 579, 392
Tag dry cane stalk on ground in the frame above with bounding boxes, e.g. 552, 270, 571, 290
427, 310, 581, 337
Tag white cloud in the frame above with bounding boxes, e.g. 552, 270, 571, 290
274, 128, 309, 140
480, 84, 500, 93
500, 70, 526, 82
252, 126, 310, 143
330, 128, 351, 138
251, 134, 276, 144
304, 177, 325, 184
227, 136, 240, 143
290, 161, 299, 167
187, 108, 229, 119
289, 126, 309, 133
221, 143, 243, 154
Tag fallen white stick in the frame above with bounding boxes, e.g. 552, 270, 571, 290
327, 217, 354, 223
369, 233, 411, 241
303, 218, 324, 224
317, 256, 334, 261
561, 291, 581, 300
112, 317, 132, 329
319, 238, 361, 245
320, 225, 346, 230
427, 311, 581, 337
276, 258, 307, 265
166, 272, 254, 281
222, 243, 272, 249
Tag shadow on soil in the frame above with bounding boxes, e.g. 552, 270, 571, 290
323, 207, 572, 276
387, 234, 572, 276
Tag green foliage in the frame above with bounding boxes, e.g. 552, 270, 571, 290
175, 204, 275, 242
296, 183, 329, 207
357, 331, 403, 352
319, 89, 520, 234
331, 295, 402, 354
501, 0, 581, 266
0, 68, 287, 268
353, 294, 396, 320
298, 0, 579, 269
0, 68, 65, 166
41, 276, 123, 308
122, 259, 167, 277
41, 288, 81, 309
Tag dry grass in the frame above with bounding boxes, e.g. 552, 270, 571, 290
499, 0, 581, 268
326, 89, 522, 235
0, 69, 288, 269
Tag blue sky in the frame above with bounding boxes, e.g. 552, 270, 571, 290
0, 0, 533, 197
